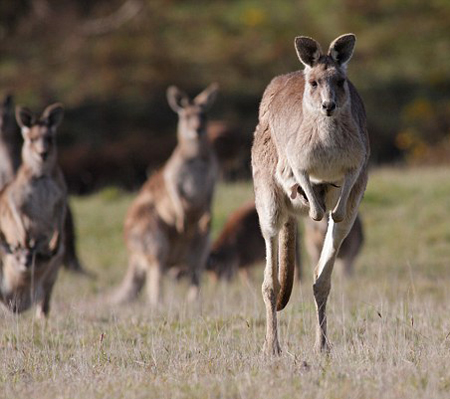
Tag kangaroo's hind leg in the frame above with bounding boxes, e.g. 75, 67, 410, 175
312, 179, 365, 351
261, 233, 281, 355
185, 225, 211, 303
255, 190, 285, 355
146, 256, 164, 307
111, 253, 146, 305
35, 253, 63, 319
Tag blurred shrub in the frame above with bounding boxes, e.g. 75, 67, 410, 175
1, 0, 450, 190
397, 98, 450, 164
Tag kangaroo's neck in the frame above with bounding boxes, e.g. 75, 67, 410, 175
177, 138, 211, 159
301, 102, 354, 138
19, 162, 56, 180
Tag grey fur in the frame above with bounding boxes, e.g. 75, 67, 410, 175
0, 103, 67, 318
251, 33, 369, 355
111, 84, 219, 306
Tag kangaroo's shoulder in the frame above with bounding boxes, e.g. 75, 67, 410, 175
265, 71, 305, 94
348, 80, 366, 123
136, 168, 165, 202
259, 71, 305, 120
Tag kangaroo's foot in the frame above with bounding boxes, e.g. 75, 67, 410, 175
263, 337, 282, 356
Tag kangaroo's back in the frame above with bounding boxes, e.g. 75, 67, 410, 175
207, 202, 265, 279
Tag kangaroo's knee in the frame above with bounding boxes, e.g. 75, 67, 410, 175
313, 278, 331, 305
262, 280, 279, 305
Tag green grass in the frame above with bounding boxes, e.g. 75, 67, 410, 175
2, 167, 450, 398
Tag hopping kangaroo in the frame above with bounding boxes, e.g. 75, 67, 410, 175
113, 84, 219, 306
207, 201, 302, 282
304, 213, 364, 277
251, 33, 369, 354
0, 104, 67, 317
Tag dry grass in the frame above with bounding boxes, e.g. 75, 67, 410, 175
2, 167, 450, 399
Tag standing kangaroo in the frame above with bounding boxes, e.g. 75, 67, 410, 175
0, 94, 85, 275
304, 213, 364, 277
0, 104, 67, 317
252, 34, 369, 354
112, 84, 219, 306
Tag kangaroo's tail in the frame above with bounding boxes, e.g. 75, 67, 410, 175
276, 218, 297, 311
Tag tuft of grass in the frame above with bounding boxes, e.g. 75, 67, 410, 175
2, 167, 450, 399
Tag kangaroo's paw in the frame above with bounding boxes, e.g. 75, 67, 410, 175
35, 306, 49, 320
175, 217, 185, 234
331, 205, 345, 223
309, 204, 325, 221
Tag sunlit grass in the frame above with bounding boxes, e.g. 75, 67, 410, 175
1, 167, 450, 399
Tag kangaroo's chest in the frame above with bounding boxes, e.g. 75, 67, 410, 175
178, 157, 215, 204
295, 118, 365, 182
18, 178, 64, 230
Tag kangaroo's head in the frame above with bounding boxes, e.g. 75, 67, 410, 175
15, 103, 64, 172
206, 246, 237, 281
167, 83, 219, 143
11, 246, 35, 272
0, 237, 36, 272
1, 233, 60, 273
0, 95, 15, 140
295, 34, 356, 117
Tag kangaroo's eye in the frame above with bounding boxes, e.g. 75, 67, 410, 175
337, 79, 345, 87
310, 81, 318, 88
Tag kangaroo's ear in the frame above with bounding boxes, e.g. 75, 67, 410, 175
294, 36, 323, 68
328, 33, 356, 67
167, 86, 190, 113
194, 83, 219, 111
15, 106, 35, 130
2, 95, 13, 113
42, 103, 64, 129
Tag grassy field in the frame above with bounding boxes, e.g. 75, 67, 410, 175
2, 167, 450, 399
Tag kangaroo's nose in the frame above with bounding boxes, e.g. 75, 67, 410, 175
322, 101, 336, 115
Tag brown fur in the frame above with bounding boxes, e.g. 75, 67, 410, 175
207, 202, 362, 285
0, 103, 67, 317
112, 84, 219, 306
251, 34, 370, 355
0, 94, 85, 275
207, 202, 302, 282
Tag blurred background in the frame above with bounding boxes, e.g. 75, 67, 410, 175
1, 0, 450, 194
